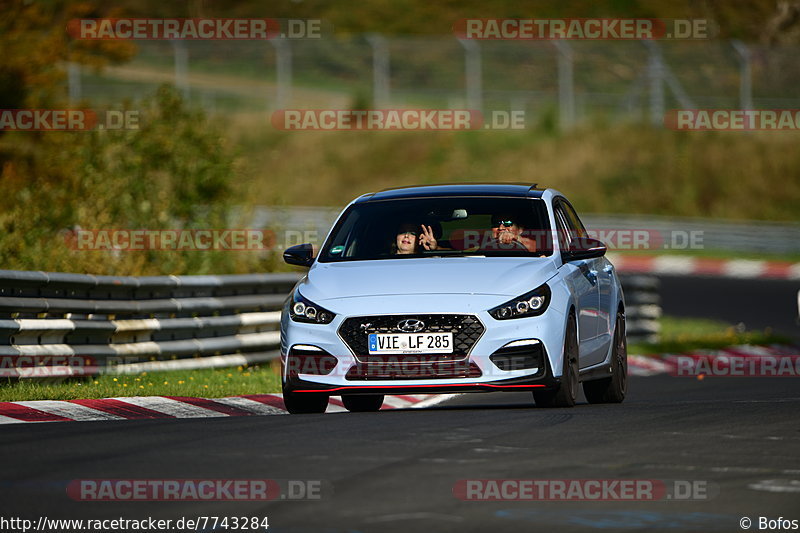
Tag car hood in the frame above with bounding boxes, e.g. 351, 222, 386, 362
298, 257, 558, 301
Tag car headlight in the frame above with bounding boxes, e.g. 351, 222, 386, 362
488, 284, 551, 320
288, 291, 336, 324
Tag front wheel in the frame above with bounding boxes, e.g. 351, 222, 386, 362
342, 394, 384, 412
533, 314, 578, 408
583, 311, 627, 404
282, 388, 329, 414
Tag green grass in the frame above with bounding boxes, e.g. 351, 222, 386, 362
628, 316, 791, 356
0, 363, 282, 403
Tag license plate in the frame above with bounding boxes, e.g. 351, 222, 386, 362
368, 333, 453, 354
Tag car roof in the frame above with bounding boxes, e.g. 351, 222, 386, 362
356, 183, 546, 203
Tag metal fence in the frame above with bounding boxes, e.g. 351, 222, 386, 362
68, 36, 800, 128
0, 270, 300, 378
620, 275, 660, 344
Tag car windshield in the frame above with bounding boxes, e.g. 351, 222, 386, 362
319, 197, 553, 262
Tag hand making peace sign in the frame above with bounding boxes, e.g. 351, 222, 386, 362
418, 224, 438, 251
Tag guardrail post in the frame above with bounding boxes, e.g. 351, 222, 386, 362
620, 275, 661, 344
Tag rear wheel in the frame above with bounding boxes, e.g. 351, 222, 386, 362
533, 314, 578, 408
342, 394, 384, 413
282, 388, 329, 414
583, 311, 627, 404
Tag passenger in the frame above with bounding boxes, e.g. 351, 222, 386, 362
393, 222, 439, 254
490, 214, 537, 252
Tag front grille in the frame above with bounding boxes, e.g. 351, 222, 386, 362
338, 314, 484, 361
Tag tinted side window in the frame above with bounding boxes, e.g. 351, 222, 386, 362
559, 200, 587, 238
553, 204, 571, 250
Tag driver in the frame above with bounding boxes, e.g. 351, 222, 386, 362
490, 214, 538, 252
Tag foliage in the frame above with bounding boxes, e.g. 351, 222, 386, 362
232, 118, 800, 222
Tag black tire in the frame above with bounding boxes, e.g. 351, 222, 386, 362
583, 311, 627, 404
533, 314, 578, 408
282, 388, 329, 414
342, 394, 384, 413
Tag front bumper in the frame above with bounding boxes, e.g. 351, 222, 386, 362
281, 304, 567, 395
284, 367, 558, 396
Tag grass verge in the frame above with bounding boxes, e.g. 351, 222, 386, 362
0, 363, 282, 403
628, 316, 792, 355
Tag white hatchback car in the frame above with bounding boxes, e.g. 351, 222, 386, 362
280, 184, 626, 413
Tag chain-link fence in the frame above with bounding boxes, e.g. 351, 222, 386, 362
68, 35, 800, 128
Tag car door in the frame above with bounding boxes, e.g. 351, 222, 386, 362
554, 200, 601, 366
563, 200, 616, 364
594, 254, 616, 347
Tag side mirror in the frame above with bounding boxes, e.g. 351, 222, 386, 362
283, 243, 315, 267
561, 237, 607, 262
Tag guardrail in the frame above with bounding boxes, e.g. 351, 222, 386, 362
0, 269, 659, 379
619, 275, 661, 345
0, 270, 301, 378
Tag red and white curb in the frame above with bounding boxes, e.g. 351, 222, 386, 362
3, 346, 795, 424
628, 344, 799, 376
0, 394, 454, 425
608, 254, 800, 280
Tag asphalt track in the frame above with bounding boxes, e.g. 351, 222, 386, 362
2, 375, 799, 533
656, 275, 800, 341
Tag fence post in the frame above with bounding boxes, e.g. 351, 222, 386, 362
643, 41, 665, 126
366, 34, 390, 108
67, 62, 82, 103
732, 40, 754, 111
269, 39, 292, 111
553, 41, 575, 130
457, 38, 482, 113
172, 40, 190, 100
